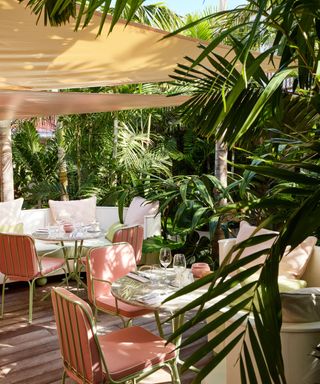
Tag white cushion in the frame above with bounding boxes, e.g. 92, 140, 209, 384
235, 221, 278, 268
0, 198, 23, 226
124, 197, 159, 226
281, 288, 320, 323
279, 236, 317, 279
49, 196, 96, 225
234, 270, 307, 311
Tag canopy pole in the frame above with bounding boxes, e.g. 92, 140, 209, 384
0, 120, 14, 201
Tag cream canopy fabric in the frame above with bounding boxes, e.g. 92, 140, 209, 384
0, 91, 190, 120
0, 0, 278, 91
0, 0, 279, 119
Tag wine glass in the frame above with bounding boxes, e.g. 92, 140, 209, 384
159, 247, 172, 281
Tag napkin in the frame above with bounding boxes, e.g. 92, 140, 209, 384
136, 292, 163, 305
35, 228, 49, 234
127, 272, 150, 283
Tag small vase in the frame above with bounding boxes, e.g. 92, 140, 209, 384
63, 223, 74, 233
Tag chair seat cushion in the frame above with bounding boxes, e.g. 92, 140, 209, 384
96, 295, 152, 318
40, 257, 65, 276
98, 325, 176, 381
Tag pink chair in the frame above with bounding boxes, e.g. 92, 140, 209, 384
0, 233, 67, 323
112, 225, 144, 264
86, 243, 154, 327
51, 287, 180, 384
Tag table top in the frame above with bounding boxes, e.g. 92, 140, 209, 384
32, 229, 102, 242
111, 269, 210, 312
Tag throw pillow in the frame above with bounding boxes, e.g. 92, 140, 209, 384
0, 222, 24, 234
279, 236, 317, 279
235, 221, 278, 268
281, 287, 320, 323
124, 197, 159, 226
234, 272, 307, 311
105, 222, 127, 241
49, 196, 96, 225
0, 198, 23, 226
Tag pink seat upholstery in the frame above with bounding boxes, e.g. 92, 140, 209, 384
51, 287, 180, 384
86, 243, 153, 326
112, 225, 144, 264
0, 233, 66, 323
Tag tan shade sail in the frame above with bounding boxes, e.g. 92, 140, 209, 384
0, 0, 278, 92
0, 91, 190, 120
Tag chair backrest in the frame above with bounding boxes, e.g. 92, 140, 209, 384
0, 233, 39, 280
86, 243, 136, 304
51, 287, 105, 384
112, 225, 144, 264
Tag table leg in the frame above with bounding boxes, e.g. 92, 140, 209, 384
171, 312, 200, 373
60, 239, 86, 290
73, 240, 87, 290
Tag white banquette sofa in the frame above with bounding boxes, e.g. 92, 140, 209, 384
0, 197, 161, 285
207, 227, 320, 384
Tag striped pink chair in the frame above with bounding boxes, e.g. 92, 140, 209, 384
86, 243, 154, 327
51, 287, 180, 384
112, 225, 144, 264
0, 233, 67, 323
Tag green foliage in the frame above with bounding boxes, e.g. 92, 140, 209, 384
12, 120, 61, 207
16, 1, 320, 382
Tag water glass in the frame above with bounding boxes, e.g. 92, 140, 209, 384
173, 253, 187, 272
173, 254, 187, 287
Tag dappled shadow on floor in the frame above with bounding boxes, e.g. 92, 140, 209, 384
0, 277, 213, 384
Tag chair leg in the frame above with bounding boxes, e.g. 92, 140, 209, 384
94, 306, 98, 321
28, 279, 37, 324
121, 317, 132, 328
1, 276, 7, 319
61, 370, 66, 383
63, 268, 69, 288
168, 360, 181, 384
154, 310, 164, 338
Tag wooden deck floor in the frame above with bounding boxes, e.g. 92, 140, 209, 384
0, 278, 212, 384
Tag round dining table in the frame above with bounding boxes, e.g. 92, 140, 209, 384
33, 228, 102, 288
111, 268, 213, 370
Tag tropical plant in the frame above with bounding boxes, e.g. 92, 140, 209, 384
18, 0, 320, 382
12, 120, 61, 207
146, 0, 320, 381
18, 0, 179, 34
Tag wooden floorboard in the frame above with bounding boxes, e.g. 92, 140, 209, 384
0, 278, 212, 384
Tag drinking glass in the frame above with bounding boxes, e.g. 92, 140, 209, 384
173, 254, 186, 287
159, 247, 172, 281
173, 253, 186, 272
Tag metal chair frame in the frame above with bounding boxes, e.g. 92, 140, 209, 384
52, 287, 180, 384
0, 233, 67, 323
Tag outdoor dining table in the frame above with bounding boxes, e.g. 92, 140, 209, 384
111, 268, 213, 369
32, 228, 102, 288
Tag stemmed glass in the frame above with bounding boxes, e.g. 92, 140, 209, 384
159, 247, 172, 281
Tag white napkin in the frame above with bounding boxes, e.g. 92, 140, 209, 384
136, 292, 163, 305
35, 228, 49, 233
127, 272, 150, 283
